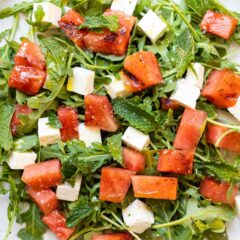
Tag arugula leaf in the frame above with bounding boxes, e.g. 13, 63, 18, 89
47, 111, 62, 129
0, 1, 33, 19
14, 135, 39, 152
135, 0, 151, 15
184, 0, 211, 17
107, 133, 123, 165
18, 203, 46, 240
0, 29, 10, 41
26, 5, 51, 32
170, 28, 195, 78
79, 15, 119, 32
205, 231, 228, 240
153, 193, 235, 230
67, 198, 93, 227
113, 98, 159, 132
39, 36, 69, 81
197, 101, 217, 118
185, 197, 234, 224
41, 144, 66, 161
0, 103, 14, 151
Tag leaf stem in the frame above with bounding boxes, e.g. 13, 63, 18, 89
167, 1, 201, 42
2, 13, 19, 59
3, 199, 18, 240
152, 215, 190, 229
207, 118, 240, 132
215, 129, 236, 147
69, 225, 111, 240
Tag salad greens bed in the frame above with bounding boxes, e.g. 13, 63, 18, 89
0, 0, 240, 240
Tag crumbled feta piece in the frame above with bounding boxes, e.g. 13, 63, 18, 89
67, 67, 95, 95
226, 217, 240, 240
228, 97, 240, 121
122, 126, 150, 151
138, 10, 168, 43
33, 2, 62, 28
56, 175, 82, 202
78, 123, 102, 147
122, 199, 154, 234
227, 42, 240, 71
170, 78, 200, 109
235, 195, 240, 218
38, 117, 61, 146
105, 76, 130, 99
185, 62, 205, 89
110, 0, 138, 16
7, 151, 37, 170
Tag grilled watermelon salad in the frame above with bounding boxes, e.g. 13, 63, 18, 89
0, 0, 240, 239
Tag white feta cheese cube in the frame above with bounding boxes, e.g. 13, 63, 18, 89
78, 123, 102, 147
137, 10, 168, 43
67, 67, 95, 96
227, 42, 240, 71
226, 217, 240, 240
56, 175, 82, 202
122, 199, 154, 234
122, 126, 150, 151
228, 97, 240, 121
170, 78, 200, 109
110, 0, 138, 16
235, 195, 240, 218
185, 62, 205, 89
7, 151, 37, 170
105, 76, 130, 99
33, 3, 62, 28
38, 117, 61, 146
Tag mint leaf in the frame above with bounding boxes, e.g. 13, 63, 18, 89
18, 203, 46, 240
197, 162, 240, 182
170, 28, 195, 78
107, 133, 123, 165
0, 103, 14, 151
67, 198, 93, 227
79, 15, 119, 32
113, 98, 159, 133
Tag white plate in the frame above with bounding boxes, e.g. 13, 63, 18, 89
0, 0, 240, 239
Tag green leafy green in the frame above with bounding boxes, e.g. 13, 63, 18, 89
196, 161, 240, 182
67, 198, 93, 227
14, 135, 38, 151
170, 28, 195, 78
0, 29, 10, 41
106, 133, 123, 165
79, 15, 119, 32
113, 98, 159, 132
18, 203, 46, 240
0, 103, 14, 151
0, 1, 33, 19
26, 5, 51, 32
184, 0, 211, 17
47, 111, 62, 129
